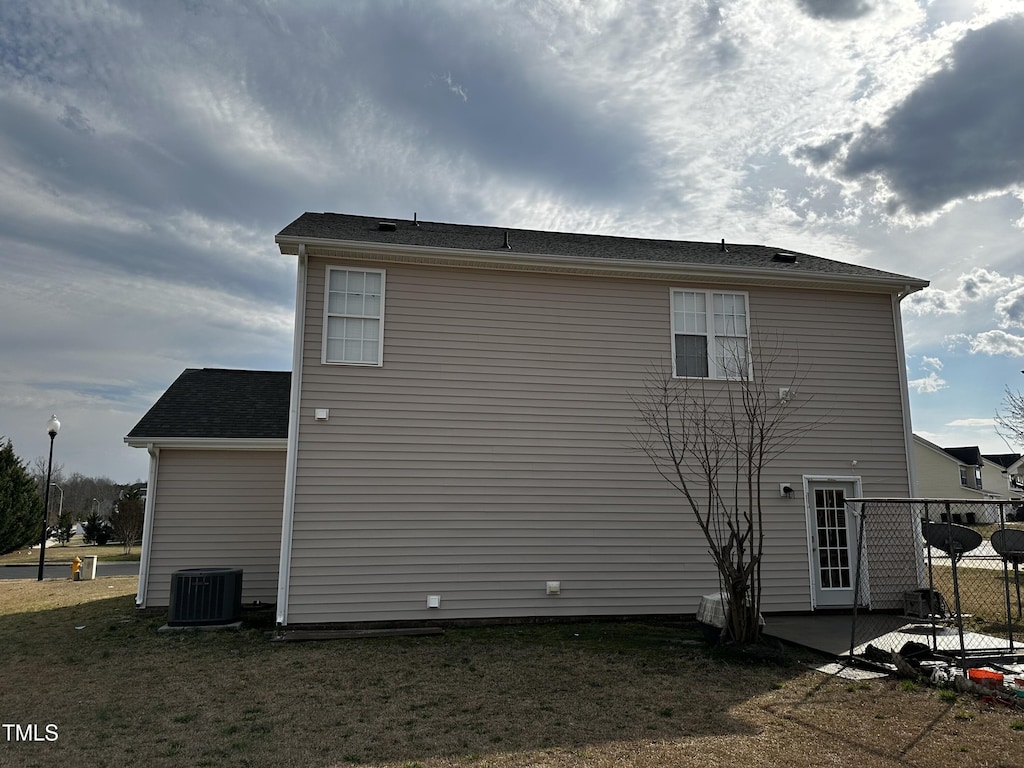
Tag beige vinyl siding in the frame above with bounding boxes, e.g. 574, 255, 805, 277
980, 460, 1019, 499
144, 449, 285, 607
285, 259, 912, 624
913, 440, 990, 500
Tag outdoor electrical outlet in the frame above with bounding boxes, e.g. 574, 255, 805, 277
546, 581, 561, 595
426, 595, 441, 608
780, 483, 795, 498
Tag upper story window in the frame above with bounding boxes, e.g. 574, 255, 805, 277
323, 267, 385, 366
975, 466, 983, 489
671, 289, 750, 379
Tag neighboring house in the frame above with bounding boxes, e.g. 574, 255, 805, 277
911, 435, 1022, 521
127, 213, 930, 625
982, 453, 1024, 501
1008, 456, 1024, 497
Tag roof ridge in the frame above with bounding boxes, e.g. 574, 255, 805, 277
277, 212, 928, 288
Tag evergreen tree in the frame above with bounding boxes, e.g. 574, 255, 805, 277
0, 438, 44, 555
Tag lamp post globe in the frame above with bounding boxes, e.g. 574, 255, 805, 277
37, 415, 61, 582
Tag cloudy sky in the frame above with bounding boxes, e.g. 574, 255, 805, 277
2, 0, 1023, 483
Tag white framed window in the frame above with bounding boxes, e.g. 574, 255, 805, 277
323, 267, 385, 366
670, 289, 750, 379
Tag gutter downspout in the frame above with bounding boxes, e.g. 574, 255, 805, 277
135, 444, 159, 607
894, 286, 927, 589
276, 244, 307, 626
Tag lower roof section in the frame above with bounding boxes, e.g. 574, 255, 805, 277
125, 368, 291, 445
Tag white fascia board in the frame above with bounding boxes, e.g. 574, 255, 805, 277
276, 235, 930, 294
123, 437, 286, 450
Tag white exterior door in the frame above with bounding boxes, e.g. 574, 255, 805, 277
805, 479, 861, 608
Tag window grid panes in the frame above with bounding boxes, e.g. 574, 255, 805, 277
815, 488, 851, 590
324, 268, 384, 365
671, 289, 749, 379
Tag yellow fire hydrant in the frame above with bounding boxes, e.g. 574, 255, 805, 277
71, 556, 82, 581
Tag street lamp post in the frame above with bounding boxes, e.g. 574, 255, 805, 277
36, 415, 61, 581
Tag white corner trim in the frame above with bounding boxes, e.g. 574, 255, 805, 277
276, 245, 307, 625
892, 293, 917, 497
135, 444, 159, 608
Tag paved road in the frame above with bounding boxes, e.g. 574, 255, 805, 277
0, 562, 140, 580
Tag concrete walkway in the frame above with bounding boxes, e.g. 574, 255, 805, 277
766, 612, 1024, 667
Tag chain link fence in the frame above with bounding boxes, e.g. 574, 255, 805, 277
847, 498, 1024, 671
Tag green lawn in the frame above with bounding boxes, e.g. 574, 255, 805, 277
1, 577, 1022, 768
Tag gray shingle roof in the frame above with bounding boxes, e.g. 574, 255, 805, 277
126, 368, 290, 440
944, 446, 983, 466
983, 453, 1021, 469
277, 212, 927, 286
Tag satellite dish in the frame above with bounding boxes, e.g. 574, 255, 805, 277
921, 521, 982, 558
991, 528, 1024, 565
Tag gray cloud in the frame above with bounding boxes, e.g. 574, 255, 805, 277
1, 0, 1022, 478
795, 133, 853, 167
840, 15, 1024, 214
796, 1, 873, 21
996, 288, 1024, 329
330, 5, 653, 200
58, 105, 94, 135
964, 330, 1024, 357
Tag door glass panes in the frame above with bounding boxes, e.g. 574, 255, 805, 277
815, 488, 851, 590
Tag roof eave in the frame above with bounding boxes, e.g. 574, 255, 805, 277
124, 437, 288, 450
276, 235, 928, 294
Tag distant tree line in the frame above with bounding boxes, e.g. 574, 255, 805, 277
0, 436, 144, 555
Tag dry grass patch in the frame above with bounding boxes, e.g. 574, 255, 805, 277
0, 575, 138, 616
927, 565, 1024, 638
0, 541, 139, 565
1, 581, 1022, 768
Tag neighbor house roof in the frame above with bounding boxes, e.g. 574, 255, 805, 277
277, 212, 929, 290
982, 453, 1022, 469
125, 368, 290, 444
943, 446, 984, 466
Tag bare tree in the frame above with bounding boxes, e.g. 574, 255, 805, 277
109, 486, 145, 555
995, 387, 1024, 449
29, 457, 64, 519
631, 337, 810, 644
